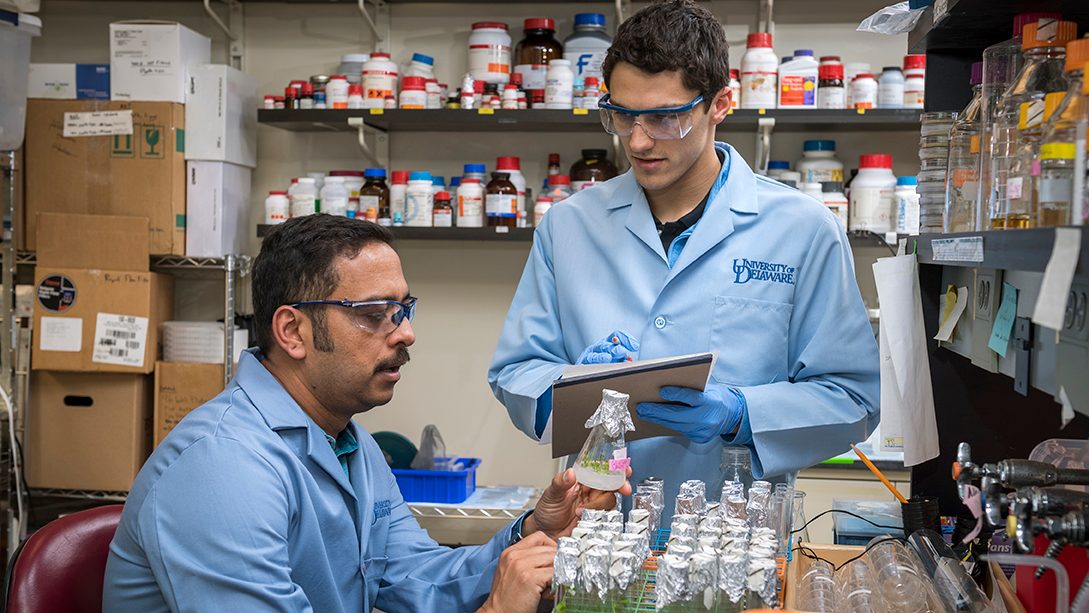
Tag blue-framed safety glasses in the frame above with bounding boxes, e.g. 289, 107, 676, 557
290, 297, 418, 335
598, 93, 706, 140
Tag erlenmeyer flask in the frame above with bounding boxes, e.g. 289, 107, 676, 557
573, 389, 634, 491
792, 491, 810, 545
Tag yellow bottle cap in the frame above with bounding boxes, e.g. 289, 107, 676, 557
1041, 142, 1076, 160
1044, 91, 1066, 121
1007, 514, 1017, 539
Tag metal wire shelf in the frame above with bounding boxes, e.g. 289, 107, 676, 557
29, 488, 129, 502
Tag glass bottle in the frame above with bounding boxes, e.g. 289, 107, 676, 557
1005, 92, 1067, 228
792, 490, 809, 545
718, 446, 753, 502
359, 168, 391, 222
570, 149, 619, 191
944, 62, 984, 233
573, 389, 633, 491
976, 12, 1061, 230
484, 172, 517, 228
514, 18, 563, 100
987, 19, 1076, 229
1038, 43, 1089, 227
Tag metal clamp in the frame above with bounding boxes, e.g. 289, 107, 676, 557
358, 0, 389, 49
755, 117, 775, 176
202, 0, 244, 69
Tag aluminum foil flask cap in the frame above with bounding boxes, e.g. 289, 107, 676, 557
584, 389, 634, 437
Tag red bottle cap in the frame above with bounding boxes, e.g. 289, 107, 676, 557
524, 18, 555, 31
472, 22, 509, 30
349, 84, 363, 96
496, 156, 521, 170
301, 82, 314, 95
548, 153, 560, 165
902, 54, 926, 70
819, 64, 844, 80
402, 76, 427, 90
746, 32, 772, 48
269, 190, 288, 195
510, 72, 523, 87
435, 191, 451, 201
474, 80, 485, 93
854, 73, 875, 81
860, 154, 893, 169
549, 174, 572, 186
371, 52, 391, 59
729, 68, 739, 79
392, 171, 410, 184
819, 55, 841, 63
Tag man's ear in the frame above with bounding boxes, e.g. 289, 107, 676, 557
709, 86, 731, 125
271, 305, 309, 361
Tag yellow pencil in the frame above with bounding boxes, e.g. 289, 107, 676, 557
851, 444, 909, 504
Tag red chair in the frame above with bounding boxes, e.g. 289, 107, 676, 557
2, 505, 124, 613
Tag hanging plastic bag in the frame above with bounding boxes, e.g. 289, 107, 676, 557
411, 424, 452, 470
857, 2, 926, 35
573, 389, 634, 491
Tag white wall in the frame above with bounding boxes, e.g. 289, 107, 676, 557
31, 0, 911, 488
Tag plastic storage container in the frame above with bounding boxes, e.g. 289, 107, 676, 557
363, 52, 399, 109
392, 457, 481, 503
405, 171, 434, 227
403, 52, 435, 80
337, 53, 369, 85
778, 50, 818, 109
877, 67, 905, 109
0, 12, 41, 150
544, 59, 574, 109
563, 13, 611, 83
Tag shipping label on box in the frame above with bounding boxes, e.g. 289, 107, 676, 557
25, 100, 187, 255
110, 21, 211, 103
93, 313, 150, 368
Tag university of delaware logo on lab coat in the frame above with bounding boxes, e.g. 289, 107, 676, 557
732, 258, 797, 285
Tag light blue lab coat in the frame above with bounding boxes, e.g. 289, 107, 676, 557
489, 142, 880, 515
104, 348, 515, 613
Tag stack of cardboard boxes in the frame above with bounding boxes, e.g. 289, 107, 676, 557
24, 22, 255, 492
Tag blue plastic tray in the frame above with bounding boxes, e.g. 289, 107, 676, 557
392, 457, 480, 503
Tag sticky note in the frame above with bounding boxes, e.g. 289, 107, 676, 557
988, 282, 1018, 357
1033, 227, 1081, 330
935, 285, 969, 342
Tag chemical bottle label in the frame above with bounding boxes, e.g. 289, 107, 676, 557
290, 195, 317, 217
817, 86, 845, 109
779, 75, 816, 107
469, 45, 511, 76
458, 194, 483, 217
849, 188, 894, 232
359, 195, 380, 215
514, 64, 548, 90
1037, 177, 1072, 206
485, 193, 517, 217
433, 210, 453, 227
564, 50, 607, 80
741, 70, 777, 108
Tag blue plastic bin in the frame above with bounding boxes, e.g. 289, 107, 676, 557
392, 457, 480, 503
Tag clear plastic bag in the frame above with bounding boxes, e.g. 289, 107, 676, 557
856, 2, 926, 35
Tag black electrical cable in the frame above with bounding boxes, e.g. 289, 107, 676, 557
791, 507, 903, 535
14, 437, 33, 527
793, 536, 906, 571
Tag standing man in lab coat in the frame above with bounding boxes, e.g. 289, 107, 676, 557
104, 215, 628, 613
489, 0, 880, 517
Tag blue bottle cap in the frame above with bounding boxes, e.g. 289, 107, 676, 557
364, 168, 386, 178
793, 49, 814, 57
409, 171, 432, 182
768, 160, 791, 170
464, 163, 487, 174
449, 176, 462, 187
803, 140, 836, 152
897, 176, 918, 186
411, 53, 435, 66
432, 176, 445, 186
574, 13, 606, 26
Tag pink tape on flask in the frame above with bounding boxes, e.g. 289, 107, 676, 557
609, 458, 631, 471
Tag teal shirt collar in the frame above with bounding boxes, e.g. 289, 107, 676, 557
324, 429, 360, 478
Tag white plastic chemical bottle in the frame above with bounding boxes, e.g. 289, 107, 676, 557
390, 171, 409, 221
264, 191, 289, 224
821, 182, 849, 230
405, 172, 434, 227
741, 32, 778, 109
563, 13, 611, 83
849, 154, 897, 232
425, 79, 442, 109
877, 67, 905, 109
457, 178, 485, 227
778, 49, 818, 109
468, 22, 512, 85
320, 177, 350, 217
545, 59, 574, 109
851, 73, 878, 109
399, 76, 428, 109
290, 177, 319, 218
903, 54, 926, 109
895, 176, 920, 234
728, 69, 741, 109
796, 140, 845, 184
844, 62, 871, 108
327, 75, 350, 109
363, 52, 399, 109
403, 53, 436, 80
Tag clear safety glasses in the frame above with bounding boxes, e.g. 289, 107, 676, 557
291, 297, 418, 335
598, 93, 705, 140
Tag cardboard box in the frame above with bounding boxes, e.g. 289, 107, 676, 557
784, 543, 864, 612
28, 63, 110, 100
153, 361, 224, 446
26, 371, 151, 492
24, 99, 186, 255
185, 161, 252, 257
185, 64, 257, 168
110, 21, 211, 103
32, 213, 174, 374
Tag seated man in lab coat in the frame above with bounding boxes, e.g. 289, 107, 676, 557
490, 0, 880, 518
104, 214, 628, 612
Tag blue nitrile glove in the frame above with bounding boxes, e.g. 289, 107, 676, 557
576, 331, 640, 365
636, 384, 746, 443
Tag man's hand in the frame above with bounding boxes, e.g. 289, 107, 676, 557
476, 532, 556, 613
523, 468, 633, 540
576, 331, 639, 365
636, 384, 746, 443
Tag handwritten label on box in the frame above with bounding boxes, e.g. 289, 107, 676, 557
63, 110, 134, 138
